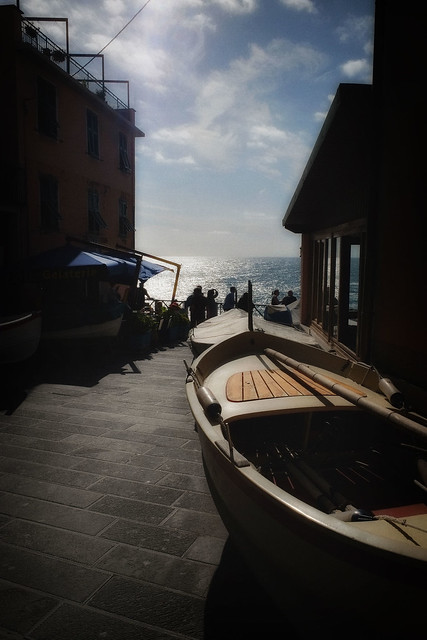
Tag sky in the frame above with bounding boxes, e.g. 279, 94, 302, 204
6, 0, 375, 257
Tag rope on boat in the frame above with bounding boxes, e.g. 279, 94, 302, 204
374, 515, 427, 545
265, 348, 427, 440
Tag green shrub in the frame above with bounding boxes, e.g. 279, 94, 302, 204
129, 311, 158, 334
161, 309, 190, 327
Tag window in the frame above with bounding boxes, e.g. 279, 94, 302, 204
312, 232, 364, 354
119, 198, 134, 236
39, 175, 60, 230
338, 239, 361, 352
119, 133, 131, 172
87, 110, 99, 157
88, 188, 107, 234
37, 77, 57, 138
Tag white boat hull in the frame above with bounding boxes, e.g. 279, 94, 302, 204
190, 308, 319, 356
42, 314, 123, 340
0, 311, 42, 363
185, 330, 427, 634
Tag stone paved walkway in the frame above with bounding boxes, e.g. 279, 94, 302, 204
0, 337, 294, 640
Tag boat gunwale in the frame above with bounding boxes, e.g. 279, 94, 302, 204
199, 430, 427, 610
186, 330, 427, 562
0, 310, 41, 330
191, 388, 427, 563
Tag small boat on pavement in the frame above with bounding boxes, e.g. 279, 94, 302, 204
0, 311, 42, 363
41, 314, 123, 341
263, 303, 292, 325
40, 297, 126, 342
185, 329, 427, 635
189, 307, 319, 356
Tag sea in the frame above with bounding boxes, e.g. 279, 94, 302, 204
145, 256, 301, 307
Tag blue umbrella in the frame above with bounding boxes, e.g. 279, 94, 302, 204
26, 245, 166, 283
138, 258, 169, 280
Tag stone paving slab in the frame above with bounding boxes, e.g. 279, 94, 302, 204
0, 493, 115, 534
0, 340, 233, 639
0, 474, 104, 507
88, 576, 205, 639
0, 542, 111, 601
0, 339, 295, 640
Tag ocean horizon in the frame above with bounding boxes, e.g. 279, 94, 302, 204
145, 256, 301, 306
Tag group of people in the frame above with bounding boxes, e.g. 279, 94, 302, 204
271, 289, 297, 306
185, 285, 254, 327
223, 286, 255, 312
185, 286, 220, 327
184, 285, 297, 328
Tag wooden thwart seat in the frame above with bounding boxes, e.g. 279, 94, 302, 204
226, 368, 365, 402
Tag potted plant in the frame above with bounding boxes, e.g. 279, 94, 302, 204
160, 307, 190, 343
25, 25, 38, 39
127, 311, 157, 350
52, 50, 66, 63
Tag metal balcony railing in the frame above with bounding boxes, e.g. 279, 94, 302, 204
21, 18, 129, 110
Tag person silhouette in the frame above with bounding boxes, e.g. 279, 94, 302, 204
206, 289, 219, 318
282, 290, 297, 305
237, 292, 254, 312
223, 286, 237, 311
271, 289, 280, 305
189, 287, 207, 327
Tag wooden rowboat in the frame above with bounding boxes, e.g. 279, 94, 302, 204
189, 307, 319, 356
40, 299, 126, 341
0, 311, 42, 363
41, 314, 123, 341
185, 329, 427, 635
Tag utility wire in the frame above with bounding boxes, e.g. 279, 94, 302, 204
96, 0, 152, 56
72, 0, 153, 75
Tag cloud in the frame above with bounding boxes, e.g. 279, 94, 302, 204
141, 37, 323, 174
248, 124, 289, 147
336, 15, 374, 44
246, 125, 309, 177
314, 111, 327, 122
313, 93, 334, 122
279, 0, 318, 14
13, 0, 373, 258
335, 14, 374, 84
340, 58, 371, 80
153, 152, 196, 165
212, 0, 258, 13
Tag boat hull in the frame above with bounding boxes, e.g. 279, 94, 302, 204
42, 314, 123, 340
0, 311, 42, 363
199, 428, 426, 633
189, 308, 319, 356
185, 330, 427, 634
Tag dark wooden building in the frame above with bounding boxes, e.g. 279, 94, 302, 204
283, 0, 427, 413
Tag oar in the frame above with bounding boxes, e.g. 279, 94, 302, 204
271, 444, 373, 520
265, 348, 427, 439
284, 446, 350, 511
279, 450, 337, 514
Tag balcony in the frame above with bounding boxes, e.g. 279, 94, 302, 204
22, 18, 129, 110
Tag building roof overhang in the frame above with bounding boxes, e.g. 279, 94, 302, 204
282, 83, 373, 235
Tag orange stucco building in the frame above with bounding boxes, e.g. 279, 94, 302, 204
0, 4, 144, 269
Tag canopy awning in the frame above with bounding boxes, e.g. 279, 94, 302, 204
23, 245, 167, 284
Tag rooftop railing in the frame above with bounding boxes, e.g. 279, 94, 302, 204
21, 18, 129, 110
